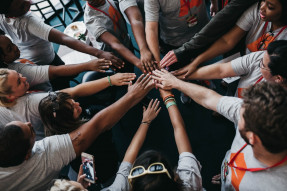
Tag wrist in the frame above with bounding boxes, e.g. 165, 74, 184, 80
141, 120, 151, 125
94, 50, 104, 58
107, 76, 113, 86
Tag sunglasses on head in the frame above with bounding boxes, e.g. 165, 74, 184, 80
48, 91, 59, 118
128, 162, 172, 184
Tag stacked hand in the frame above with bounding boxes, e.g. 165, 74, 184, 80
142, 99, 161, 123
151, 69, 178, 90
89, 58, 112, 73
97, 51, 125, 71
110, 73, 136, 86
160, 50, 178, 68
172, 63, 197, 79
140, 49, 157, 74
128, 74, 154, 99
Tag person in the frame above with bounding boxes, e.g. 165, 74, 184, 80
152, 70, 287, 190
0, 74, 154, 191
105, 91, 203, 191
144, 0, 215, 65
118, 0, 155, 73
0, 0, 123, 70
174, 40, 287, 97
160, 0, 257, 68
83, 0, 144, 73
173, 0, 287, 78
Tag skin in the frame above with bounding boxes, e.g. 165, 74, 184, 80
5, 70, 30, 100
0, 36, 20, 63
67, 99, 82, 120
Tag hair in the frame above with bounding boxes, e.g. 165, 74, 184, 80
130, 150, 182, 191
0, 29, 6, 67
0, 0, 13, 14
242, 82, 287, 153
0, 69, 16, 107
50, 179, 85, 191
39, 92, 85, 136
0, 123, 30, 167
267, 40, 287, 81
258, 0, 287, 24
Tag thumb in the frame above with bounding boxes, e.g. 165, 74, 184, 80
143, 106, 146, 112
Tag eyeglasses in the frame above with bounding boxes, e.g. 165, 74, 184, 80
257, 32, 274, 51
258, 59, 270, 71
48, 91, 59, 118
128, 162, 171, 184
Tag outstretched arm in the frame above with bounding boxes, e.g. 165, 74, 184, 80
159, 89, 192, 154
61, 73, 136, 98
123, 99, 161, 163
48, 28, 123, 67
48, 59, 111, 80
146, 22, 161, 63
152, 69, 221, 111
70, 74, 154, 156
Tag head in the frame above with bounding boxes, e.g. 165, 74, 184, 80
0, 30, 21, 64
130, 150, 182, 191
238, 82, 287, 154
0, 0, 31, 17
39, 92, 84, 136
50, 179, 87, 191
0, 121, 35, 167
259, 40, 287, 85
258, 0, 287, 25
0, 69, 29, 107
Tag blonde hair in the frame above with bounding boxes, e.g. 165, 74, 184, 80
0, 69, 15, 107
50, 179, 86, 191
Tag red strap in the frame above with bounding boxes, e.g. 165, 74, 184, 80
254, 76, 263, 86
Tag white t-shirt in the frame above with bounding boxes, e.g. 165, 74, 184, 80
103, 152, 203, 191
144, 0, 209, 47
231, 51, 265, 98
0, 12, 54, 65
236, 3, 287, 54
217, 96, 287, 191
0, 134, 76, 191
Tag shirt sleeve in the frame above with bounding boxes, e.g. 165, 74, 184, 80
236, 3, 258, 32
144, 0, 160, 22
38, 134, 76, 170
26, 12, 53, 40
8, 62, 49, 87
119, 0, 137, 13
176, 152, 203, 190
231, 51, 264, 76
102, 161, 132, 191
216, 96, 243, 125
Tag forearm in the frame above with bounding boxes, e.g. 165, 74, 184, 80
146, 24, 160, 62
48, 62, 91, 79
174, 80, 221, 111
111, 42, 140, 66
123, 123, 149, 163
61, 76, 110, 98
167, 105, 192, 154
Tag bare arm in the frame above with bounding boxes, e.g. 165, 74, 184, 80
123, 99, 161, 163
48, 59, 111, 80
70, 75, 154, 156
146, 22, 161, 62
99, 31, 144, 72
159, 89, 192, 154
60, 73, 136, 98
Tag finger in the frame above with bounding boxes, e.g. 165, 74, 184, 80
155, 83, 164, 89
143, 106, 146, 112
136, 74, 145, 84
142, 63, 148, 74
121, 81, 132, 85
151, 98, 158, 109
98, 69, 106, 73
142, 75, 152, 88
184, 70, 193, 79
211, 180, 221, 185
155, 107, 161, 115
152, 69, 163, 77
166, 57, 177, 67
151, 75, 161, 82
154, 99, 160, 110
172, 69, 186, 76
148, 99, 153, 108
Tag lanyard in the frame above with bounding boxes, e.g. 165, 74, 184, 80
228, 143, 287, 172
87, 1, 125, 34
183, 0, 192, 15
221, 0, 229, 9
258, 22, 287, 50
254, 76, 263, 86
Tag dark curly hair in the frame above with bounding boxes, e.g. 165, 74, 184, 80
242, 81, 287, 153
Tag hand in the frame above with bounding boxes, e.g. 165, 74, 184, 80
97, 51, 124, 70
135, 61, 146, 74
151, 69, 178, 90
171, 62, 197, 79
142, 99, 161, 123
210, 1, 218, 17
128, 74, 154, 99
140, 49, 156, 73
110, 73, 136, 86
211, 174, 221, 185
160, 50, 178, 68
77, 164, 96, 188
88, 58, 112, 73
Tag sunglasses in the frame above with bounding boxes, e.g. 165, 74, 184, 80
128, 162, 172, 184
48, 91, 59, 118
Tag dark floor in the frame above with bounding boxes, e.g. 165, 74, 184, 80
45, 1, 236, 190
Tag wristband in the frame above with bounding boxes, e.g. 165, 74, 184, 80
107, 76, 113, 86
164, 97, 175, 104
141, 121, 151, 125
163, 94, 174, 102
166, 101, 177, 109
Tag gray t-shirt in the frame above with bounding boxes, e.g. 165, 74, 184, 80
144, 0, 209, 47
119, 0, 138, 24
0, 134, 76, 191
0, 12, 54, 65
217, 96, 287, 191
231, 51, 265, 98
103, 152, 202, 191
236, 3, 287, 54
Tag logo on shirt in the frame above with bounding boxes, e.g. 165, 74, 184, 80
179, 0, 203, 17
230, 153, 247, 191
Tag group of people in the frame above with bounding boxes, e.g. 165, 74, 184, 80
0, 0, 287, 190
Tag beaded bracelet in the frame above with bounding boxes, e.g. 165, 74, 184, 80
107, 76, 113, 86
164, 97, 175, 104
166, 101, 177, 109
